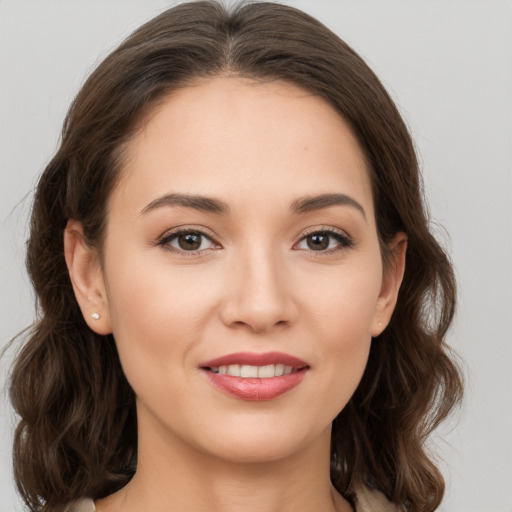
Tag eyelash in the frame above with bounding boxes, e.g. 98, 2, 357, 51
157, 228, 219, 255
156, 227, 354, 255
296, 227, 354, 254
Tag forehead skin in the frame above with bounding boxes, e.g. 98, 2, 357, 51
110, 77, 375, 231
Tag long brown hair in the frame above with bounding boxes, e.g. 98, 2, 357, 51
9, 2, 463, 511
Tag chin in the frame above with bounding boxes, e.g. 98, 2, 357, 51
192, 416, 330, 465
207, 438, 305, 465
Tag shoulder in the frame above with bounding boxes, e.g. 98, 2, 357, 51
64, 498, 96, 512
354, 486, 403, 512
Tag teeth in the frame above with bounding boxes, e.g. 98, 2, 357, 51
240, 365, 258, 378
257, 364, 274, 378
226, 364, 240, 377
212, 364, 297, 378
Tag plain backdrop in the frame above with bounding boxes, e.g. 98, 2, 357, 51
1, 1, 511, 511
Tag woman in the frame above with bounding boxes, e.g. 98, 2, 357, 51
9, 1, 463, 511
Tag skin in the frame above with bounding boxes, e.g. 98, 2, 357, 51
65, 77, 406, 512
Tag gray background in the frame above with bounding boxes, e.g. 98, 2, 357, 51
1, 1, 511, 510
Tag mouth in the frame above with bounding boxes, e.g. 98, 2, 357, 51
206, 364, 302, 378
199, 352, 310, 401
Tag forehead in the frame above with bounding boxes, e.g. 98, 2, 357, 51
113, 76, 374, 219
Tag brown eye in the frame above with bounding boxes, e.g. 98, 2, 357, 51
177, 233, 203, 251
306, 233, 330, 251
295, 230, 353, 253
159, 230, 216, 253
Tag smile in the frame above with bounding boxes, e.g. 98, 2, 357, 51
200, 352, 310, 401
208, 364, 298, 378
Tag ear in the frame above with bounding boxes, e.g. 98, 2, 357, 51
64, 220, 112, 335
371, 232, 407, 337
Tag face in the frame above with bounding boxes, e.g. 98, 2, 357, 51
68, 77, 404, 465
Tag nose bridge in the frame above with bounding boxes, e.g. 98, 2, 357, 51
221, 237, 296, 332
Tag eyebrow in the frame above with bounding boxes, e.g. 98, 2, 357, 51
290, 193, 366, 220
140, 192, 366, 220
140, 193, 229, 215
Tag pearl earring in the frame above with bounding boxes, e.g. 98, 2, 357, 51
91, 313, 100, 320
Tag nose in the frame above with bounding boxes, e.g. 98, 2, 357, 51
219, 244, 298, 334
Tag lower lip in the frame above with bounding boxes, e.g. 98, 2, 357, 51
202, 368, 308, 401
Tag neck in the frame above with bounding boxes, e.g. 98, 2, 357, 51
96, 411, 352, 512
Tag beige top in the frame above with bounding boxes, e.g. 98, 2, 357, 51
66, 487, 401, 512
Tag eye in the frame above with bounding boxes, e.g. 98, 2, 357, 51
295, 229, 353, 252
158, 229, 218, 253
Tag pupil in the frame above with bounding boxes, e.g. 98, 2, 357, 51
179, 233, 201, 250
307, 233, 329, 250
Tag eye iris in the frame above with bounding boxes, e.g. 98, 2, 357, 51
307, 233, 330, 250
178, 233, 202, 250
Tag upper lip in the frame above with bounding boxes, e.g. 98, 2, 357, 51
199, 351, 309, 369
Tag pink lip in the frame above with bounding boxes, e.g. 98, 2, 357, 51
199, 352, 310, 401
200, 351, 308, 369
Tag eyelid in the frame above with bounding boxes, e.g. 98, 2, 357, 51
156, 225, 221, 254
294, 226, 354, 253
154, 224, 353, 255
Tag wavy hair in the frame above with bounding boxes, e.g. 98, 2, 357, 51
9, 2, 463, 511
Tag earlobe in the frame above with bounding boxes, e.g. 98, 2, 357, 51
371, 232, 407, 337
64, 220, 112, 335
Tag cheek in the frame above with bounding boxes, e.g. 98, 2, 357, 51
300, 259, 381, 405
103, 254, 220, 386
303, 258, 382, 338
